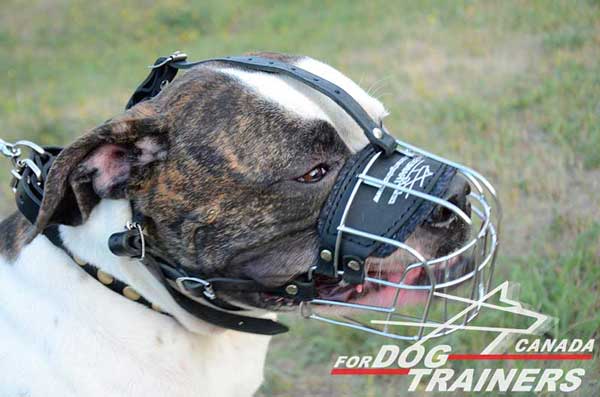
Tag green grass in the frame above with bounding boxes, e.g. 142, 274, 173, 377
1, 1, 599, 396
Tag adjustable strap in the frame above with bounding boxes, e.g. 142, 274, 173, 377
8, 145, 288, 335
137, 248, 290, 335
125, 52, 396, 156
125, 52, 186, 110
43, 225, 166, 315
107, 223, 317, 335
166, 283, 288, 335
160, 263, 316, 303
14, 146, 62, 225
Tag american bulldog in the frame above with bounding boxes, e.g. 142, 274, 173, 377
0, 52, 471, 397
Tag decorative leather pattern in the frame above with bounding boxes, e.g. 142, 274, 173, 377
317, 145, 456, 273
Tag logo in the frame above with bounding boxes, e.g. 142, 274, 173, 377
329, 282, 594, 393
373, 156, 434, 205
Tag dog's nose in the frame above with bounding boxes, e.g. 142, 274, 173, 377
427, 175, 471, 226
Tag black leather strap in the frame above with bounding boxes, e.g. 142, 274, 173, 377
126, 54, 397, 156
107, 227, 302, 334
316, 145, 456, 283
139, 249, 290, 335
14, 147, 62, 225
43, 225, 166, 315
166, 283, 289, 335
11, 145, 289, 335
125, 56, 180, 110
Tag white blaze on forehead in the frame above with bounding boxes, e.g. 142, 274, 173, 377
218, 57, 389, 153
220, 67, 333, 124
295, 57, 389, 152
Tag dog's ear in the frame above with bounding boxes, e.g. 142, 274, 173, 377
34, 104, 168, 233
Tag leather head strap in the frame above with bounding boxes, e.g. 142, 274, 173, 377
126, 53, 397, 156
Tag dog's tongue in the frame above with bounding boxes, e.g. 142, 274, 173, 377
353, 267, 424, 307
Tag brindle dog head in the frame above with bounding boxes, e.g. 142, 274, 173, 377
35, 52, 471, 312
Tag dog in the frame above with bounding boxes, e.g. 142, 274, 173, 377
0, 52, 471, 396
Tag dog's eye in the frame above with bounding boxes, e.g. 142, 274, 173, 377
296, 164, 329, 183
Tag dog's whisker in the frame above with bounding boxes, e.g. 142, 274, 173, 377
366, 75, 394, 96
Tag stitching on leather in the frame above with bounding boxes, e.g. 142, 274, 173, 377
322, 147, 375, 239
319, 146, 373, 237
341, 161, 446, 248
328, 160, 455, 252
375, 167, 455, 257
319, 148, 457, 261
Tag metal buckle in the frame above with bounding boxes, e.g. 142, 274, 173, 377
14, 140, 45, 155
17, 158, 42, 180
0, 139, 20, 158
149, 51, 188, 69
175, 277, 216, 300
125, 221, 145, 259
1, 139, 46, 192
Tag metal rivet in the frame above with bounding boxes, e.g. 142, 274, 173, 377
372, 128, 383, 139
347, 260, 361, 272
285, 284, 298, 296
151, 303, 163, 312
320, 249, 333, 262
97, 270, 114, 285
73, 256, 87, 266
123, 286, 141, 301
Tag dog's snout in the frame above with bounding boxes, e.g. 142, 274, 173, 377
446, 175, 471, 216
428, 175, 471, 226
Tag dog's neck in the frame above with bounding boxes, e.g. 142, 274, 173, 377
58, 199, 236, 335
0, 198, 273, 396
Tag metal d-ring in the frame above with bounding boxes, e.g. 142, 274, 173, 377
299, 301, 313, 318
17, 158, 42, 181
14, 140, 45, 155
175, 277, 216, 300
149, 51, 188, 69
126, 221, 145, 259
0, 139, 20, 158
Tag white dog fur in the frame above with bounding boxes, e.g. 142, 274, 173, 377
0, 56, 386, 396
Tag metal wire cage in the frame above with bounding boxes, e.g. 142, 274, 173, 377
300, 138, 501, 341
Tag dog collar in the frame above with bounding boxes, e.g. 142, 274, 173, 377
43, 225, 165, 314
9, 143, 293, 335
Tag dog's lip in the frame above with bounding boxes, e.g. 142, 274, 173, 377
312, 266, 418, 301
306, 254, 468, 303
256, 254, 472, 311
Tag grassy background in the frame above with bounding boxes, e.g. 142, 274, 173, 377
1, 0, 599, 395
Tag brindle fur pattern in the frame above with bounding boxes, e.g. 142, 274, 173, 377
1, 52, 469, 311
7, 53, 349, 301
0, 212, 31, 261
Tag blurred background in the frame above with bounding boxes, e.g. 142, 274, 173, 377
1, 0, 598, 395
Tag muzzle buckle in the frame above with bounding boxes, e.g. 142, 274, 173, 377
175, 277, 216, 301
